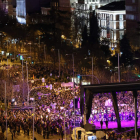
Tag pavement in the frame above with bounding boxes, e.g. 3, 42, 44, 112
2, 127, 71, 140
0, 59, 21, 66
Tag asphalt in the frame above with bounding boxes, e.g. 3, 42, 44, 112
1, 127, 71, 140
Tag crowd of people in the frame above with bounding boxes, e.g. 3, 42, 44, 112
1, 81, 140, 140
88, 91, 140, 123
0, 85, 81, 140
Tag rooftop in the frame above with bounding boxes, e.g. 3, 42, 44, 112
98, 1, 125, 11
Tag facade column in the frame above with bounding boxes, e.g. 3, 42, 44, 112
111, 91, 121, 130
133, 90, 138, 139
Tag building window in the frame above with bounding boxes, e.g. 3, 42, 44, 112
126, 14, 135, 20
119, 31, 124, 40
126, 6, 136, 11
119, 21, 123, 29
119, 15, 123, 20
110, 15, 113, 21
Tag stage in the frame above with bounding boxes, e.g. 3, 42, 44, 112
94, 120, 140, 129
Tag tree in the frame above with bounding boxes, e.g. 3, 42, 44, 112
89, 10, 100, 45
82, 25, 88, 44
100, 45, 111, 58
88, 10, 102, 64
110, 55, 118, 68
120, 35, 133, 67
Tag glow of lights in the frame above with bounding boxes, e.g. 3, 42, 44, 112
6, 53, 9, 57
1, 51, 4, 55
16, 17, 26, 24
47, 108, 50, 113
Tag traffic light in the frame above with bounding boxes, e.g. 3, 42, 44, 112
77, 75, 81, 79
20, 55, 23, 60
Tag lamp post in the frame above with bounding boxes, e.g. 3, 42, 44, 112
26, 61, 29, 104
5, 82, 8, 140
44, 44, 47, 70
91, 57, 93, 84
118, 53, 120, 82
21, 54, 27, 100
53, 49, 60, 77
66, 54, 75, 140
33, 96, 35, 140
85, 57, 93, 84
28, 42, 32, 59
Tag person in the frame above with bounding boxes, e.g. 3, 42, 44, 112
100, 120, 103, 129
106, 133, 109, 140
130, 133, 132, 140
43, 128, 46, 139
61, 130, 64, 140
47, 130, 49, 139
27, 127, 29, 136
11, 130, 14, 140
105, 119, 108, 129
137, 132, 139, 140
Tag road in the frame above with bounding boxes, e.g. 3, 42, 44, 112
0, 59, 21, 66
2, 127, 71, 140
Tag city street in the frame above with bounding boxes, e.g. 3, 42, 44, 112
0, 59, 21, 67
2, 127, 71, 140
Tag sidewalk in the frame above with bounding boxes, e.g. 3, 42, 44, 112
3, 128, 71, 140
0, 59, 21, 66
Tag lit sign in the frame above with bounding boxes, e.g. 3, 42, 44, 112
20, 55, 23, 60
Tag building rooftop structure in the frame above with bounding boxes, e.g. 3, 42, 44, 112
98, 1, 125, 11
96, 0, 126, 51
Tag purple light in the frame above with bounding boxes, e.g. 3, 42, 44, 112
93, 120, 137, 129
78, 101, 80, 108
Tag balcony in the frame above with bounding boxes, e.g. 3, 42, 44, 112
78, 0, 84, 4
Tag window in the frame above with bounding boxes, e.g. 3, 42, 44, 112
119, 15, 123, 20
119, 31, 124, 40
126, 6, 136, 11
132, 0, 135, 3
110, 15, 113, 20
126, 14, 135, 20
119, 21, 123, 29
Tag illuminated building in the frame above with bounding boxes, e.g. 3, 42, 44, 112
51, 0, 58, 8
75, 0, 123, 11
0, 0, 8, 13
16, 0, 51, 24
59, 0, 77, 11
126, 0, 140, 49
96, 1, 126, 50
7, 0, 16, 17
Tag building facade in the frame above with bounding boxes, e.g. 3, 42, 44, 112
59, 0, 77, 11
75, 0, 123, 11
96, 1, 126, 50
126, 0, 140, 49
16, 0, 51, 24
41, 7, 51, 15
0, 0, 8, 13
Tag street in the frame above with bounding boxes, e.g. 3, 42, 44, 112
2, 127, 71, 140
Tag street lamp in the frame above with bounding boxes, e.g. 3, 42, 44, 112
52, 49, 60, 77
85, 57, 93, 84
4, 82, 8, 140
66, 53, 76, 140
20, 54, 27, 100
28, 42, 32, 58
43, 44, 47, 70
118, 53, 120, 82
